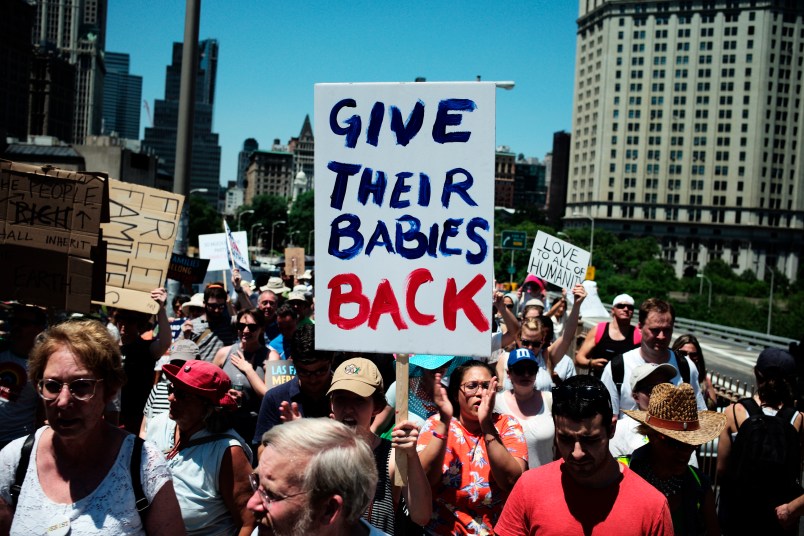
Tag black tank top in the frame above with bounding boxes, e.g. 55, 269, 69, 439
589, 322, 640, 377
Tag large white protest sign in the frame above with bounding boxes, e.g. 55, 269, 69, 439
315, 82, 495, 357
199, 231, 248, 272
527, 231, 591, 289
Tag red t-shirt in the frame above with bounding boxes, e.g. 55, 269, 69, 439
419, 413, 528, 535
495, 460, 672, 536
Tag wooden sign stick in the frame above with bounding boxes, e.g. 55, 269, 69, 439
393, 353, 410, 487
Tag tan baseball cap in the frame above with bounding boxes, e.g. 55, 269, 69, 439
327, 358, 383, 398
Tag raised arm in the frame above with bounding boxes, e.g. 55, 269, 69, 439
494, 291, 520, 349
150, 288, 173, 360
417, 373, 452, 487
390, 420, 433, 527
478, 378, 525, 492
546, 284, 586, 369
232, 269, 254, 310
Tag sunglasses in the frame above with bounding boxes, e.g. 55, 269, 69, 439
520, 339, 545, 349
613, 303, 635, 310
237, 322, 259, 332
206, 302, 226, 310
677, 350, 700, 360
38, 378, 103, 401
552, 382, 612, 408
505, 303, 515, 309
510, 365, 538, 376
295, 366, 330, 377
167, 383, 192, 399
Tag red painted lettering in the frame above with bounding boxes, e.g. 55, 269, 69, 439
327, 273, 370, 329
443, 274, 488, 331
367, 279, 408, 330
406, 268, 435, 326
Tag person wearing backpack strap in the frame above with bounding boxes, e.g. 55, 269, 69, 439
622, 382, 725, 536
600, 298, 707, 418
0, 319, 185, 536
575, 293, 642, 378
717, 348, 804, 536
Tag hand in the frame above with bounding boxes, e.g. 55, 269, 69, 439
391, 420, 421, 457
231, 268, 242, 289
279, 401, 302, 423
561, 288, 567, 299
151, 287, 167, 309
231, 351, 254, 374
478, 377, 498, 428
493, 291, 506, 310
591, 358, 608, 371
228, 389, 244, 408
432, 372, 453, 422
776, 503, 793, 528
571, 283, 587, 303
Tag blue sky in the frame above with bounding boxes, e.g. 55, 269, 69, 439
106, 1, 579, 187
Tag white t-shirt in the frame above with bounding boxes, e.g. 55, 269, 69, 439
0, 427, 171, 535
601, 347, 706, 418
494, 391, 555, 468
609, 416, 698, 467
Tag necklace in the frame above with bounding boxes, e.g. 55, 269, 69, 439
641, 464, 683, 497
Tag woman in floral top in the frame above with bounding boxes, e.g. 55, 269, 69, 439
418, 360, 528, 535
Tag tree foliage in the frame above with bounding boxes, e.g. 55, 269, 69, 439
288, 190, 315, 255
237, 195, 290, 254
188, 194, 220, 247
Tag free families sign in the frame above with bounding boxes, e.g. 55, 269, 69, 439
527, 231, 591, 289
314, 82, 495, 357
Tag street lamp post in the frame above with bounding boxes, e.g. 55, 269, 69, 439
307, 229, 314, 253
767, 269, 775, 335
697, 274, 712, 309
237, 209, 254, 232
250, 223, 263, 255
189, 188, 208, 196
270, 220, 286, 258
572, 212, 595, 265
288, 231, 299, 247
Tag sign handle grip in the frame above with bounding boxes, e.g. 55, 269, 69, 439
393, 354, 409, 487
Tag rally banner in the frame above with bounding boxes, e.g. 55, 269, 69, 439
199, 231, 248, 272
314, 82, 495, 357
167, 253, 211, 285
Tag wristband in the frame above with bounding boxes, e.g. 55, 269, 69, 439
431, 431, 447, 441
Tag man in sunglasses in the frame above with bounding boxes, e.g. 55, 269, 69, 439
183, 282, 237, 363
253, 325, 334, 453
496, 375, 673, 535
0, 304, 47, 449
575, 293, 641, 378
601, 298, 706, 418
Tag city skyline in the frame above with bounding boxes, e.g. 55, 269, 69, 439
105, 1, 579, 187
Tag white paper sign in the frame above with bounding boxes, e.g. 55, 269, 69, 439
199, 231, 248, 272
315, 82, 495, 357
527, 231, 591, 289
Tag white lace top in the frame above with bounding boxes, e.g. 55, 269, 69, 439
0, 427, 172, 535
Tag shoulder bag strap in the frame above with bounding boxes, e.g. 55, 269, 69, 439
131, 436, 149, 512
10, 433, 36, 508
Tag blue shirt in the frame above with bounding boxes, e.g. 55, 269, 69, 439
267, 334, 285, 359
253, 376, 331, 444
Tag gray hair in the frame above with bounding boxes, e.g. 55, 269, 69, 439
261, 418, 377, 524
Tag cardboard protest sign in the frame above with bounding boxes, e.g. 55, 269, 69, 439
168, 253, 210, 284
527, 231, 591, 289
314, 82, 495, 357
284, 247, 305, 277
98, 180, 184, 314
264, 360, 296, 390
199, 231, 248, 272
0, 159, 109, 312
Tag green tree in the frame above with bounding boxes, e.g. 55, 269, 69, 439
288, 190, 315, 255
237, 195, 290, 254
188, 194, 220, 248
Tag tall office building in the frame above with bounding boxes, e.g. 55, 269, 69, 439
102, 52, 141, 140
143, 39, 221, 206
288, 115, 314, 190
0, 0, 36, 140
567, 0, 802, 280
31, 0, 107, 143
237, 137, 259, 188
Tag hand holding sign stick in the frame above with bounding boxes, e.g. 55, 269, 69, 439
393, 353, 410, 486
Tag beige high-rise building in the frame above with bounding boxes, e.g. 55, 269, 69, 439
566, 0, 802, 280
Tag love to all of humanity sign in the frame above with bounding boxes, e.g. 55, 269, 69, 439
528, 231, 591, 290
314, 82, 495, 357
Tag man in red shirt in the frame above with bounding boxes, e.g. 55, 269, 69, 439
495, 375, 672, 536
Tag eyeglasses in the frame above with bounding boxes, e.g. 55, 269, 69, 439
38, 378, 103, 401
237, 322, 259, 332
613, 304, 635, 311
552, 381, 612, 409
295, 365, 330, 377
460, 380, 492, 395
520, 339, 545, 350
249, 473, 307, 508
677, 350, 700, 360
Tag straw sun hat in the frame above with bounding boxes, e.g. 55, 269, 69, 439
623, 383, 725, 445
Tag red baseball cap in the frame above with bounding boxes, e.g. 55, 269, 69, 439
162, 359, 237, 409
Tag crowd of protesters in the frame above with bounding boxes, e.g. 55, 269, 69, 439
1, 267, 803, 536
